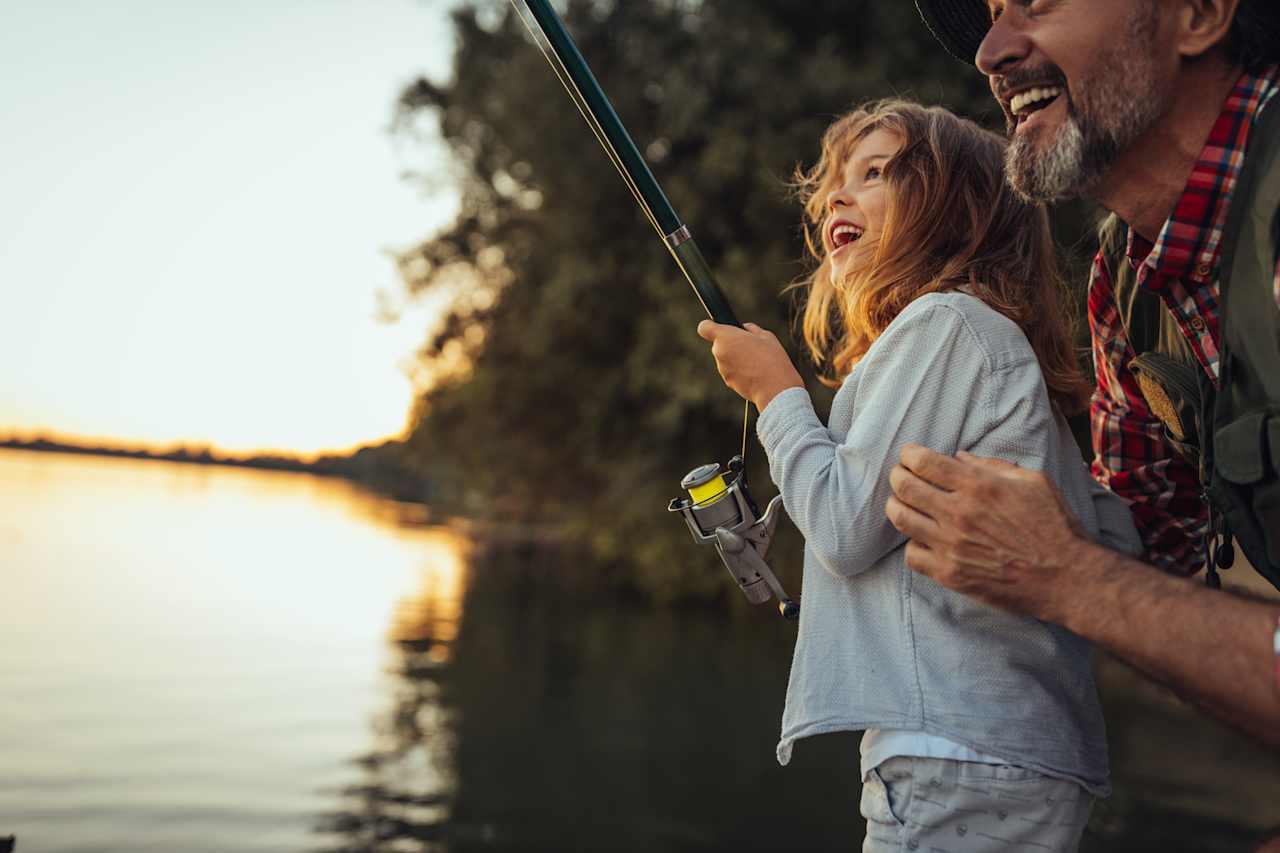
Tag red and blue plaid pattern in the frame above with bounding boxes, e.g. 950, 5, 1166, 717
1089, 66, 1280, 575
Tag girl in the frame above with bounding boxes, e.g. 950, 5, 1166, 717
697, 100, 1139, 852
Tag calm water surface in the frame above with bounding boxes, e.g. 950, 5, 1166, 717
1, 449, 1277, 852
2, 450, 463, 852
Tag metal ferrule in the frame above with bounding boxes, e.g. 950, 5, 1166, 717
664, 224, 692, 249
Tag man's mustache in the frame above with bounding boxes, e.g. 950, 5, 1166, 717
994, 65, 1069, 103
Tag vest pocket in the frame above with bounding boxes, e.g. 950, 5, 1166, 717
1215, 412, 1270, 484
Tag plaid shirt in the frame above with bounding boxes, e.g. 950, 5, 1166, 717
1088, 66, 1280, 575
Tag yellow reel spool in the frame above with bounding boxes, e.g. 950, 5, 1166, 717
684, 465, 730, 506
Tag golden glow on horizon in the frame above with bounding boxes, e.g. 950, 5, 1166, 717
0, 426, 394, 462
0, 2, 458, 457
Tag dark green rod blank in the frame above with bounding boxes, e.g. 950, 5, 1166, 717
520, 0, 740, 327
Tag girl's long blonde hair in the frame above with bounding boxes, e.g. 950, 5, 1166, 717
794, 98, 1091, 415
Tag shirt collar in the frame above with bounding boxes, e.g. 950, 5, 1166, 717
1126, 65, 1280, 286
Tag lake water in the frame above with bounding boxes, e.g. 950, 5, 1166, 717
1, 449, 1277, 852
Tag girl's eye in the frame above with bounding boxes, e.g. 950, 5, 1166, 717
865, 166, 881, 181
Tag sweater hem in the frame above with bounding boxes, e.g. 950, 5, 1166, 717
777, 718, 1111, 798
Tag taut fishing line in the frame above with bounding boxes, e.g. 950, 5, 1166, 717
507, 0, 751, 462
509, 1, 665, 240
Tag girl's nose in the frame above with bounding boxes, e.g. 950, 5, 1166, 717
828, 187, 853, 212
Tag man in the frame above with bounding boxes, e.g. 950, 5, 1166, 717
889, 0, 1280, 747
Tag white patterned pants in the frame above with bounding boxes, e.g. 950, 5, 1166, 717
860, 756, 1094, 853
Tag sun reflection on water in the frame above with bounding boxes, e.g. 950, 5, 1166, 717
388, 528, 471, 662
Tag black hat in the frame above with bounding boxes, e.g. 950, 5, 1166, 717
915, 0, 1280, 68
914, 0, 988, 63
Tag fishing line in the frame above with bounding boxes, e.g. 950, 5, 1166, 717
509, 1, 664, 239
509, 0, 750, 463
509, 0, 727, 323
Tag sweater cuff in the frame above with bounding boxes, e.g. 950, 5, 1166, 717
756, 386, 819, 456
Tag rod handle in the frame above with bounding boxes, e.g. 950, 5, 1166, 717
671, 237, 740, 327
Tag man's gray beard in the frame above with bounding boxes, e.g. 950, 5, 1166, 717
1005, 8, 1166, 203
1006, 116, 1089, 203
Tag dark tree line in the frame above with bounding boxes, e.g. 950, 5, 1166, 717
393, 0, 1095, 603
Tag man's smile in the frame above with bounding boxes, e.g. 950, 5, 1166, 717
1012, 90, 1067, 135
1012, 86, 1063, 121
995, 68, 1071, 135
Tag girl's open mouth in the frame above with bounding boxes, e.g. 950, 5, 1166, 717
830, 222, 864, 253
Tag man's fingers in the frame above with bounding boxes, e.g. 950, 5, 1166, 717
886, 494, 942, 544
903, 540, 947, 578
956, 451, 1020, 472
898, 443, 972, 490
889, 463, 954, 521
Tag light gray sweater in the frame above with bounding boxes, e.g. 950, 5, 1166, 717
757, 291, 1140, 796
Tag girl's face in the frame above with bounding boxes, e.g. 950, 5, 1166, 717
824, 127, 902, 283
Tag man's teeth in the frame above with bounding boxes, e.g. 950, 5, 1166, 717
1011, 86, 1063, 116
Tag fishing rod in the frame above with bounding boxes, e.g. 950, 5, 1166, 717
509, 0, 738, 326
509, 0, 798, 619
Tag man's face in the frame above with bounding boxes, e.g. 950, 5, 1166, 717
979, 0, 1176, 202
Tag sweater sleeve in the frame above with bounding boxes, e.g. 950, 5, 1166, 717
756, 302, 993, 580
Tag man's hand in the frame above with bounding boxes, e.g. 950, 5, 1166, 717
886, 445, 1280, 746
697, 320, 804, 411
885, 443, 1090, 621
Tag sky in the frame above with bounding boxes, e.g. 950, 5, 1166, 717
0, 0, 463, 456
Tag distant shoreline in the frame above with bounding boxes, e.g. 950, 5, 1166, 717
0, 436, 434, 503
1, 436, 340, 474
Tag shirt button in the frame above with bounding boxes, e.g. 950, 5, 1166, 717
1197, 263, 1212, 277
1190, 316, 1207, 332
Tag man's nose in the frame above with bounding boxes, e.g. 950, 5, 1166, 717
975, 15, 1030, 77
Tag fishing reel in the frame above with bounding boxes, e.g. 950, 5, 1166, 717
668, 455, 799, 620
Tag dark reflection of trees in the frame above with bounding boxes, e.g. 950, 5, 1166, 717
310, 630, 455, 851
315, 541, 1280, 853
313, 541, 863, 852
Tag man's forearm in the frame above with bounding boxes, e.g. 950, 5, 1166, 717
1052, 540, 1280, 746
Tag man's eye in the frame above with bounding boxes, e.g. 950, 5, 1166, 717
991, 0, 1037, 22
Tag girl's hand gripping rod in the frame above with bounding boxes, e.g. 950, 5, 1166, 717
511, 0, 797, 618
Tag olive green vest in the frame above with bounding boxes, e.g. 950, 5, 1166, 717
1099, 100, 1280, 590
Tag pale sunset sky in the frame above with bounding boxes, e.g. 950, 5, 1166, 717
0, 0, 462, 456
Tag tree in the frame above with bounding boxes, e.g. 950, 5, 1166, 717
393, 1, 1067, 603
